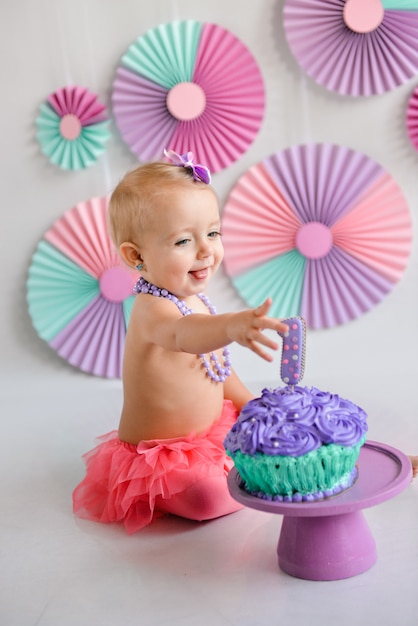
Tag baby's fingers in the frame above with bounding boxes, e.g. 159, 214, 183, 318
248, 329, 279, 361
254, 298, 273, 318
254, 299, 288, 335
250, 341, 277, 362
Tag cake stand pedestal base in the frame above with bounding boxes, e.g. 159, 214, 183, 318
228, 441, 412, 581
278, 511, 376, 580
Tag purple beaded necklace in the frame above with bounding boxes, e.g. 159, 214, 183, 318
133, 276, 232, 383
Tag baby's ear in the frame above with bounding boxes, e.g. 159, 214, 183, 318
119, 242, 141, 269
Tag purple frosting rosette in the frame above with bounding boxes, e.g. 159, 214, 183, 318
224, 386, 368, 457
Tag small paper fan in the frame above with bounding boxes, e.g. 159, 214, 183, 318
283, 0, 418, 96
27, 197, 138, 378
406, 83, 418, 151
222, 144, 412, 329
112, 20, 265, 172
36, 86, 111, 169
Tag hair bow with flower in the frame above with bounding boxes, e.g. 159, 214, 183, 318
164, 149, 211, 184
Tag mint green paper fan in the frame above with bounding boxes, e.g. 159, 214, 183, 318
27, 240, 99, 341
73, 123, 110, 160
121, 20, 202, 88
37, 118, 110, 170
27, 196, 139, 378
382, 1, 418, 8
112, 21, 265, 171
36, 103, 59, 131
36, 86, 110, 170
232, 251, 306, 319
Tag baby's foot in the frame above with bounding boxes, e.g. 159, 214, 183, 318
409, 456, 418, 479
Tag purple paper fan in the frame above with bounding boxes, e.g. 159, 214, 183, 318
112, 20, 265, 171
222, 144, 412, 328
112, 69, 178, 160
26, 197, 138, 378
283, 0, 418, 96
50, 296, 127, 378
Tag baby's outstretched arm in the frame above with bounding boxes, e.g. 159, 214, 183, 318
174, 298, 288, 362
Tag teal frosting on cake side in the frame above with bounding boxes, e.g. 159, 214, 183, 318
229, 438, 365, 497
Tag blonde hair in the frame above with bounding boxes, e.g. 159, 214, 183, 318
108, 161, 207, 247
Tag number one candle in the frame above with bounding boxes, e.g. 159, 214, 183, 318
278, 317, 306, 386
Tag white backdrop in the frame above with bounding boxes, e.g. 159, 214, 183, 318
1, 0, 417, 452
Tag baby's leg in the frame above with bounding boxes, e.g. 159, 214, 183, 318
155, 475, 243, 522
409, 456, 418, 479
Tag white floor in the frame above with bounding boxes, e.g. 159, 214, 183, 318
1, 376, 417, 626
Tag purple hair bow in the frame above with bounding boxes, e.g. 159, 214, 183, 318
164, 149, 212, 184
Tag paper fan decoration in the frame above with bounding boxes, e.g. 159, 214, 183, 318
283, 0, 418, 96
36, 86, 111, 169
406, 83, 418, 150
27, 197, 138, 377
112, 20, 265, 172
222, 144, 412, 329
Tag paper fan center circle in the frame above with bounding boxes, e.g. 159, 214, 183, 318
166, 82, 206, 121
343, 0, 384, 34
59, 114, 82, 140
99, 267, 133, 303
296, 222, 333, 260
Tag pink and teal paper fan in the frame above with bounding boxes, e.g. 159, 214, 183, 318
406, 83, 418, 150
27, 197, 138, 378
111, 20, 265, 172
283, 0, 418, 96
221, 144, 412, 329
36, 86, 111, 170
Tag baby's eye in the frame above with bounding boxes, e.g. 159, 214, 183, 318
208, 230, 221, 239
175, 238, 190, 246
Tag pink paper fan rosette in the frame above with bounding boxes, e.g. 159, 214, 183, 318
221, 144, 412, 329
36, 86, 110, 169
406, 83, 418, 150
27, 197, 138, 378
283, 0, 418, 96
112, 20, 265, 172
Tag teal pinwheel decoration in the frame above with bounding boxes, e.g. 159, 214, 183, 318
111, 20, 265, 173
36, 86, 111, 170
27, 197, 138, 378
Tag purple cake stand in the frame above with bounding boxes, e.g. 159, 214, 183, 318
227, 441, 412, 581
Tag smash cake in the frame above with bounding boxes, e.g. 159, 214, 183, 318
224, 318, 368, 502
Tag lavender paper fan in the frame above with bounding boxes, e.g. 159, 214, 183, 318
27, 197, 138, 378
222, 144, 412, 329
112, 20, 265, 172
283, 0, 418, 96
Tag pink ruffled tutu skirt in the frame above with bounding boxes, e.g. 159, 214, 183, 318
72, 400, 241, 533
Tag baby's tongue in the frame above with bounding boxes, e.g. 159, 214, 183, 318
190, 269, 208, 279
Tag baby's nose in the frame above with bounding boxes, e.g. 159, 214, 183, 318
198, 240, 212, 257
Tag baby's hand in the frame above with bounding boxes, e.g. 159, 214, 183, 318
227, 298, 288, 362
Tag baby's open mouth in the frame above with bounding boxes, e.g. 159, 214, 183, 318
189, 269, 209, 280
